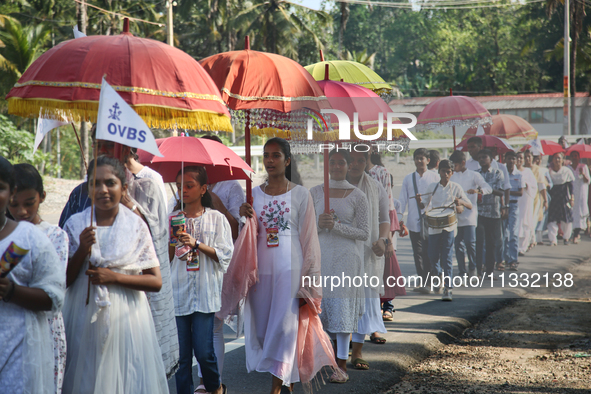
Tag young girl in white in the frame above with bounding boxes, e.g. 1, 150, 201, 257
8, 163, 69, 393
62, 156, 169, 394
170, 166, 233, 394
0, 156, 65, 394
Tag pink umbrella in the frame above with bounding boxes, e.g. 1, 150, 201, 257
566, 144, 591, 159
456, 134, 514, 157
137, 136, 253, 183
416, 90, 492, 149
519, 140, 564, 156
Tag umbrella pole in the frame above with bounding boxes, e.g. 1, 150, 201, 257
245, 110, 253, 205
71, 123, 88, 171
86, 141, 98, 306
453, 125, 457, 150
323, 150, 330, 214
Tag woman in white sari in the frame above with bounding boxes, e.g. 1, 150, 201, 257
0, 156, 65, 394
62, 156, 168, 394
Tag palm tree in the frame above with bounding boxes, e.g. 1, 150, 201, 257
234, 0, 330, 60
345, 48, 377, 69
0, 18, 50, 83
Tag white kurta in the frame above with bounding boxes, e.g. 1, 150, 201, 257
244, 185, 312, 384
517, 166, 537, 252
569, 163, 590, 229
36, 221, 69, 394
0, 222, 65, 394
310, 185, 370, 333
62, 207, 169, 394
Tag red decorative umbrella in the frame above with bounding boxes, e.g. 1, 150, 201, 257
199, 37, 329, 204
566, 144, 591, 159
463, 114, 538, 140
316, 73, 405, 140
457, 134, 514, 156
519, 140, 564, 156
137, 136, 253, 183
6, 19, 232, 132
416, 90, 492, 148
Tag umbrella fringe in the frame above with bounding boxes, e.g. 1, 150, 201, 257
251, 126, 407, 141
7, 98, 233, 132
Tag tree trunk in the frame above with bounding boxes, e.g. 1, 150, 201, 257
338, 3, 349, 60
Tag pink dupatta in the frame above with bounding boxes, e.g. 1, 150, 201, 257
217, 191, 337, 392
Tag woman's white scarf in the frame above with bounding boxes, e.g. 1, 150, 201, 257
353, 172, 384, 294
550, 166, 575, 186
328, 179, 356, 189
73, 205, 157, 346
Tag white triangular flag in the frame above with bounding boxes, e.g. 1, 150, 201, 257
34, 117, 69, 153
73, 25, 86, 39
527, 138, 544, 156
96, 77, 163, 157
475, 125, 485, 136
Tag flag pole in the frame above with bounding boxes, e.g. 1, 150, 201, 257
86, 140, 98, 305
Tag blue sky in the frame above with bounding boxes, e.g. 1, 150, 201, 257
296, 0, 324, 11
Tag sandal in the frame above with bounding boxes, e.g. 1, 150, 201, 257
508, 263, 518, 271
329, 369, 349, 383
382, 311, 393, 321
369, 334, 387, 344
496, 262, 505, 271
352, 358, 370, 370
194, 385, 207, 393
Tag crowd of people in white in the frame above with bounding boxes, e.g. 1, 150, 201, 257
0, 134, 588, 394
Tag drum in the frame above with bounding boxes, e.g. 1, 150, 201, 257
425, 207, 457, 229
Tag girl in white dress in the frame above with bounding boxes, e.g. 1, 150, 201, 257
310, 150, 370, 383
568, 151, 590, 243
170, 166, 232, 394
0, 156, 65, 394
240, 138, 335, 393
62, 156, 169, 394
8, 163, 69, 394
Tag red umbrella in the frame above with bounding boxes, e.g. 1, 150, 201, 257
6, 19, 232, 132
416, 91, 492, 148
463, 114, 538, 140
566, 144, 591, 159
199, 37, 328, 204
519, 140, 564, 156
137, 136, 253, 183
456, 134, 514, 156
316, 73, 406, 141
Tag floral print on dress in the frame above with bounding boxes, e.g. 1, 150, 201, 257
37, 222, 69, 394
259, 199, 291, 231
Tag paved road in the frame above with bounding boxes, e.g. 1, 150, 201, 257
166, 234, 591, 394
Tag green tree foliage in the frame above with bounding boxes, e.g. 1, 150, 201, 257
0, 0, 589, 178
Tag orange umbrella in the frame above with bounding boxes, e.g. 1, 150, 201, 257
6, 19, 232, 132
463, 114, 538, 140
200, 37, 329, 203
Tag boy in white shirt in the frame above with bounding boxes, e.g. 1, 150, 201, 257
449, 151, 492, 277
420, 160, 472, 301
398, 148, 440, 293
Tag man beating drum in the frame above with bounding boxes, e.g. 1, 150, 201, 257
416, 160, 472, 302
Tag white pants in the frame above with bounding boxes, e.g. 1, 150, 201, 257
547, 221, 573, 244
328, 332, 352, 360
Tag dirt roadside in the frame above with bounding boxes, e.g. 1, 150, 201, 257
385, 261, 591, 394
